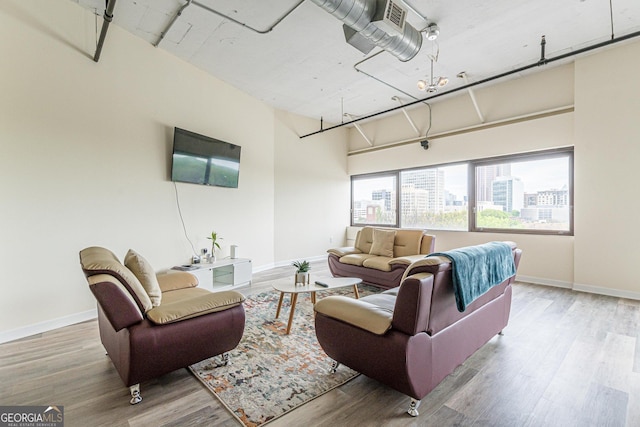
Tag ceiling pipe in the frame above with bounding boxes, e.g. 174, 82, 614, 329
310, 0, 423, 61
93, 0, 117, 62
154, 0, 193, 47
457, 72, 485, 123
155, 0, 304, 44
191, 0, 304, 34
392, 96, 420, 135
353, 50, 429, 105
300, 29, 640, 139
401, 0, 428, 23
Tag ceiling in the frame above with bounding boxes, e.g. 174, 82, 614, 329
72, 0, 640, 126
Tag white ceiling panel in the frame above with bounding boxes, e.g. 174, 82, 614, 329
74, 0, 640, 125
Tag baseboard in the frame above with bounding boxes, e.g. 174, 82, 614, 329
573, 282, 640, 300
516, 275, 573, 289
0, 308, 97, 345
517, 275, 640, 301
272, 254, 329, 270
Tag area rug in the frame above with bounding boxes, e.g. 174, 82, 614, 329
189, 285, 378, 426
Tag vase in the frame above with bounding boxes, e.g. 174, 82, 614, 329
295, 272, 309, 285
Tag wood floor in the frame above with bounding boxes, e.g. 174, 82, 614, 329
1, 259, 639, 426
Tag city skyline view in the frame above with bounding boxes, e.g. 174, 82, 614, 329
352, 155, 571, 232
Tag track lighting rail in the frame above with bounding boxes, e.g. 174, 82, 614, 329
300, 30, 640, 139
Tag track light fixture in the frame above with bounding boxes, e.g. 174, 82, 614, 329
417, 58, 448, 92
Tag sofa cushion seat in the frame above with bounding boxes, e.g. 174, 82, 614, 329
359, 290, 397, 312
362, 256, 394, 272
339, 253, 377, 266
146, 289, 245, 325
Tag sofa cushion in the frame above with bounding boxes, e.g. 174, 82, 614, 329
355, 226, 376, 254
146, 289, 245, 325
125, 249, 162, 307
362, 256, 393, 272
80, 246, 153, 313
339, 253, 377, 266
394, 229, 425, 257
369, 228, 396, 257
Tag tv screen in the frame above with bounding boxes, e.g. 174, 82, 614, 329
171, 127, 241, 188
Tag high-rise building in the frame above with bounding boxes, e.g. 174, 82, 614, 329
537, 188, 569, 206
476, 164, 511, 202
401, 169, 445, 212
372, 189, 394, 212
492, 176, 524, 212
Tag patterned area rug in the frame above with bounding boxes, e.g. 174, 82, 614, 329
189, 285, 377, 426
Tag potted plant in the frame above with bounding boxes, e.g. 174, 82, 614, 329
207, 231, 222, 262
292, 260, 311, 284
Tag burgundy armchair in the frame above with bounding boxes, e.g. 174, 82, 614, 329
79, 246, 245, 404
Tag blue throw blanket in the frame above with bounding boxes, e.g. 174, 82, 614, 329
429, 241, 516, 312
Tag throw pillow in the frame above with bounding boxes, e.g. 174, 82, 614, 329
125, 249, 162, 307
369, 229, 396, 258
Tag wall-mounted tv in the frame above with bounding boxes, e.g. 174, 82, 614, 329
171, 127, 241, 188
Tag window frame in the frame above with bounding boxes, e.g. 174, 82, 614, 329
350, 147, 574, 236
351, 171, 400, 228
469, 148, 574, 236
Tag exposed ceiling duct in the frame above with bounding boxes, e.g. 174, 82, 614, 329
309, 0, 423, 61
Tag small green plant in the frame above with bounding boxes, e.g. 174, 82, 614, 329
207, 231, 222, 252
292, 260, 310, 273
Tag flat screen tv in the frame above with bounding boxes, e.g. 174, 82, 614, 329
171, 127, 241, 188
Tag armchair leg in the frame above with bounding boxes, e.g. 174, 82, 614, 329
129, 384, 142, 405
329, 360, 340, 374
408, 398, 421, 417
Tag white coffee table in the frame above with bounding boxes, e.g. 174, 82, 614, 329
272, 277, 362, 334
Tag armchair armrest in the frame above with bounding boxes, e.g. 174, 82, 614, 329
314, 296, 392, 335
157, 271, 198, 292
327, 246, 362, 257
146, 290, 245, 325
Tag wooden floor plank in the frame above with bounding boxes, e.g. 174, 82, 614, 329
1, 260, 639, 426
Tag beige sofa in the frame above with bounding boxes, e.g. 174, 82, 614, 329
327, 226, 435, 289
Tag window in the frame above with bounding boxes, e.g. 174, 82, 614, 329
351, 148, 573, 235
472, 150, 572, 234
400, 164, 468, 230
352, 174, 397, 226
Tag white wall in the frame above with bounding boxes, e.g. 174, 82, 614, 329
0, 1, 349, 341
274, 111, 350, 263
573, 41, 640, 295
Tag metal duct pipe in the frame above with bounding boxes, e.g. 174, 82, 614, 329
310, 0, 422, 61
94, 0, 117, 62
